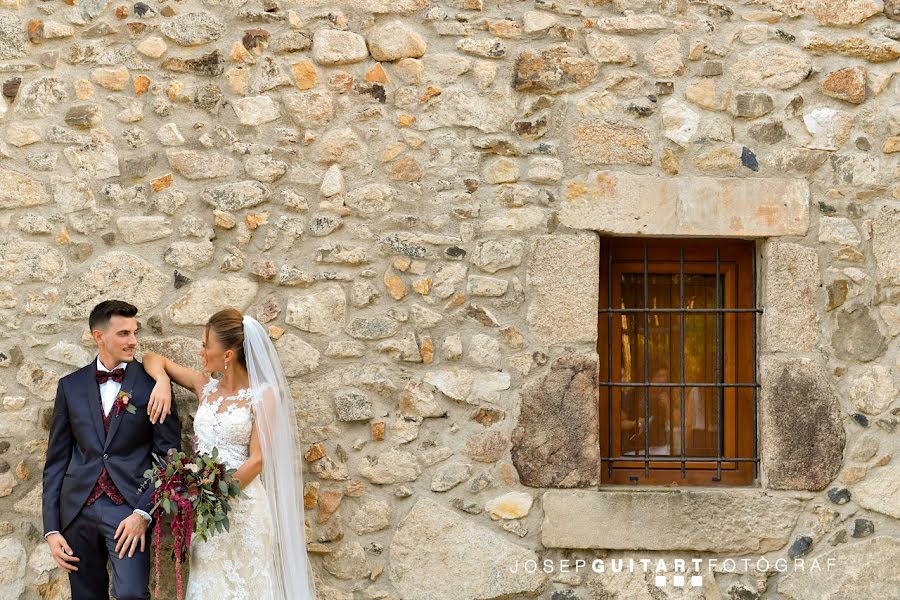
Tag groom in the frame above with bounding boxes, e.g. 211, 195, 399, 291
42, 300, 182, 599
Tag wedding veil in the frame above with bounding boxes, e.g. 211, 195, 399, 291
242, 315, 317, 599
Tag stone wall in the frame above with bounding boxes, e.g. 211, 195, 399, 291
0, 0, 899, 598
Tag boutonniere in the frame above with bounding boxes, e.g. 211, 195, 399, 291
114, 390, 136, 416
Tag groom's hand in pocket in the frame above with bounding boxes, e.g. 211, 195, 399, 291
114, 513, 148, 559
47, 533, 79, 572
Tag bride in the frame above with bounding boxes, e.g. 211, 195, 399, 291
142, 308, 316, 599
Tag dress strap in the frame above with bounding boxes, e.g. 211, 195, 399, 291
201, 377, 218, 400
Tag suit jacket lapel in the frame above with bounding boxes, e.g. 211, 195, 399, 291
103, 360, 138, 451
86, 358, 106, 446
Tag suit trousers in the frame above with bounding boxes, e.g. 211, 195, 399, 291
63, 495, 151, 600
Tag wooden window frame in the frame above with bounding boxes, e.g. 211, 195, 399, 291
598, 237, 759, 487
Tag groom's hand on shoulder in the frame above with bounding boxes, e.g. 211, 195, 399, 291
114, 513, 148, 559
47, 533, 79, 572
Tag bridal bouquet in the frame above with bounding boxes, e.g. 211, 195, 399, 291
144, 447, 246, 599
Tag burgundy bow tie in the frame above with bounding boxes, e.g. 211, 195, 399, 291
96, 368, 125, 384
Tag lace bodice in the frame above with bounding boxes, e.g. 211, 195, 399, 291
194, 378, 256, 470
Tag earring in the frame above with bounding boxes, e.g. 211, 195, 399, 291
224, 362, 228, 371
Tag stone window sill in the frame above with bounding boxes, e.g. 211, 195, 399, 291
541, 488, 812, 553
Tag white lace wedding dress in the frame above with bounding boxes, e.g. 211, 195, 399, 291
185, 377, 278, 600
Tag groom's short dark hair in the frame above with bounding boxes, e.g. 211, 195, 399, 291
89, 300, 138, 332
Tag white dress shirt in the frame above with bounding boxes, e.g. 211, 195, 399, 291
97, 357, 128, 417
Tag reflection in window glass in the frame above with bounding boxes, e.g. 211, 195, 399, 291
619, 273, 722, 457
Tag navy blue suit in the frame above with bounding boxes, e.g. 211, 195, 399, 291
42, 357, 181, 600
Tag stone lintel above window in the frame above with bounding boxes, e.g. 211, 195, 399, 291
560, 171, 810, 238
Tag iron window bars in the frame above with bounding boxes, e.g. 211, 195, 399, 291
599, 240, 761, 484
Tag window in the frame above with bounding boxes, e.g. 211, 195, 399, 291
598, 238, 759, 486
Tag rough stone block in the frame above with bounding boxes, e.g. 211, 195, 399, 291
511, 354, 602, 487
526, 234, 598, 346
763, 241, 820, 352
388, 497, 545, 599
778, 536, 900, 599
760, 356, 846, 491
